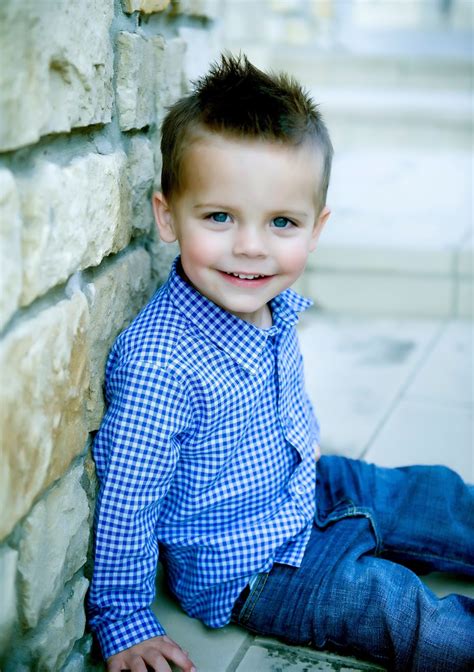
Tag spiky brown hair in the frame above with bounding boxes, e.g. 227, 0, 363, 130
160, 53, 333, 213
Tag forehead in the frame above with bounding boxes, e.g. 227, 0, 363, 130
178, 134, 324, 209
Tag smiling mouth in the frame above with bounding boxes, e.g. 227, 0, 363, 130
226, 272, 268, 280
219, 270, 274, 285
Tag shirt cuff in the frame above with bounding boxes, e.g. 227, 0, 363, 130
95, 607, 166, 660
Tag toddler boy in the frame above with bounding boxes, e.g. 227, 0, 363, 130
88, 55, 474, 672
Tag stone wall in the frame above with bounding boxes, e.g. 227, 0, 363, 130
0, 1, 218, 670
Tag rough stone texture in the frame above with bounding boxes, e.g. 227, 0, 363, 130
123, 0, 170, 13
0, 545, 18, 656
127, 136, 156, 234
60, 652, 86, 672
18, 152, 131, 305
0, 1, 114, 152
17, 464, 90, 628
0, 170, 22, 329
86, 247, 152, 430
116, 32, 166, 131
0, 293, 90, 540
27, 575, 89, 672
158, 37, 188, 115
82, 451, 99, 515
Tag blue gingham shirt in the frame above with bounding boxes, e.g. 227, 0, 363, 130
88, 256, 320, 659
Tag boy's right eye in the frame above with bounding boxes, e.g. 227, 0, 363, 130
208, 212, 230, 223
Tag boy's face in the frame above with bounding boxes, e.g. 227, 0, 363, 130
153, 134, 330, 328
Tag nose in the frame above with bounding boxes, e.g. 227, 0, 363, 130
232, 223, 267, 257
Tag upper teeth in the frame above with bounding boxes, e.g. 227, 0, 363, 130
230, 273, 265, 279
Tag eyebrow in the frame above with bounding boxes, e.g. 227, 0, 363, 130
193, 204, 232, 211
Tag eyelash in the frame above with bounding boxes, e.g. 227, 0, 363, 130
206, 212, 297, 229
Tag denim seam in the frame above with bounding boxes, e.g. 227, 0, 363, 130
316, 504, 383, 555
238, 572, 269, 625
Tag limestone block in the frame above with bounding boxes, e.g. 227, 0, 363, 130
82, 451, 99, 511
127, 136, 156, 234
116, 33, 166, 131
0, 170, 22, 329
86, 248, 152, 429
17, 464, 90, 628
0, 293, 90, 540
123, 0, 170, 12
60, 652, 85, 672
18, 152, 131, 305
28, 575, 89, 672
0, 545, 18, 656
158, 38, 187, 116
0, 1, 114, 152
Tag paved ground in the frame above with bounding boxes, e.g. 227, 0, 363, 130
152, 310, 473, 672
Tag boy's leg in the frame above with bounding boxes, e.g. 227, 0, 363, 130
231, 456, 474, 670
316, 455, 474, 576
232, 517, 474, 671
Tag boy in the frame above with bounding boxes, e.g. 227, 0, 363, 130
88, 55, 474, 672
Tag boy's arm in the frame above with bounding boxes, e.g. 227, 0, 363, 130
88, 359, 194, 663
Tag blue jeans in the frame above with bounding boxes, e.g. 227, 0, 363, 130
231, 456, 474, 671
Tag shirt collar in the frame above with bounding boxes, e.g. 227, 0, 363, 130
165, 256, 312, 375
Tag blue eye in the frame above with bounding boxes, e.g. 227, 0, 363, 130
272, 216, 292, 229
210, 212, 229, 223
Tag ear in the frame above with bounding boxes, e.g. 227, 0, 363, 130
309, 206, 330, 252
152, 192, 178, 243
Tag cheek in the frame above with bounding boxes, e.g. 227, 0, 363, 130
278, 240, 311, 273
180, 229, 224, 268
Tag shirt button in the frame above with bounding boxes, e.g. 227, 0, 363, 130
295, 484, 306, 495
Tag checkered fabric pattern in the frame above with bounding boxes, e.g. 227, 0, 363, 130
88, 256, 320, 659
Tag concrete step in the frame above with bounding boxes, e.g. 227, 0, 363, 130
297, 148, 472, 319
313, 87, 472, 150
265, 32, 473, 92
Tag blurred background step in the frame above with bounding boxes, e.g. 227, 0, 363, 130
268, 42, 472, 93
297, 147, 472, 319
309, 87, 472, 149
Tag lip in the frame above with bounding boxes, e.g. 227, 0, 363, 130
218, 270, 274, 287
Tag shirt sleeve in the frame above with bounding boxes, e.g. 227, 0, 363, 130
87, 357, 194, 660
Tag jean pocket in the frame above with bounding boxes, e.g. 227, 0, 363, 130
315, 497, 355, 526
315, 499, 382, 554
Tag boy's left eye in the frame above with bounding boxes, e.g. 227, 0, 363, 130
272, 216, 294, 229
209, 212, 230, 223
